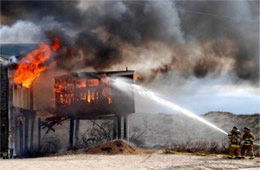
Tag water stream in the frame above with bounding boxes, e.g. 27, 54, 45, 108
112, 78, 260, 146
112, 78, 228, 135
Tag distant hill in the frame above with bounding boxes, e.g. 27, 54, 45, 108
129, 112, 260, 147
204, 111, 259, 141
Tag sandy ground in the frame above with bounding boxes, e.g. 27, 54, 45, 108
0, 153, 259, 170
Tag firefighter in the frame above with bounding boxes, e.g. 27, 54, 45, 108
241, 127, 255, 159
228, 126, 242, 159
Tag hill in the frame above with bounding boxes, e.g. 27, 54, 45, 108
129, 112, 260, 148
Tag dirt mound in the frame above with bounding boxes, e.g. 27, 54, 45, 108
87, 140, 152, 155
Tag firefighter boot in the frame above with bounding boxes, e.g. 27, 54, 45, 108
249, 156, 255, 159
228, 155, 234, 159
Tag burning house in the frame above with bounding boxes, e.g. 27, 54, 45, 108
0, 43, 135, 159
53, 71, 135, 147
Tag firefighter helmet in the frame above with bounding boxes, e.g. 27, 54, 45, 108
244, 127, 250, 131
233, 126, 238, 130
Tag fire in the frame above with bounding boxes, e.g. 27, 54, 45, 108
51, 37, 61, 52
107, 97, 112, 104
54, 74, 113, 106
13, 37, 61, 88
78, 80, 87, 88
88, 79, 99, 87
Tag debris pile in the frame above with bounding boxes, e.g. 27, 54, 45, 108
87, 140, 152, 155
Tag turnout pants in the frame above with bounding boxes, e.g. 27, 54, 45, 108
241, 145, 254, 158
228, 145, 241, 158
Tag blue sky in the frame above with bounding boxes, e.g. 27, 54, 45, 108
174, 93, 259, 115
136, 75, 260, 115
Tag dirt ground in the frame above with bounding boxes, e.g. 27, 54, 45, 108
0, 152, 259, 170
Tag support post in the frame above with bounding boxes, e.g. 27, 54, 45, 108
123, 116, 129, 142
24, 116, 29, 153
19, 121, 23, 156
9, 84, 14, 158
38, 118, 41, 151
30, 114, 35, 151
14, 116, 18, 157
113, 116, 117, 139
69, 118, 74, 147
75, 119, 80, 144
117, 116, 122, 139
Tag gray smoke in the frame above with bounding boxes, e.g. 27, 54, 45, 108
0, 0, 259, 84
0, 56, 17, 66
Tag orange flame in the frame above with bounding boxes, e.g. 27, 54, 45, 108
55, 77, 113, 105
78, 80, 87, 88
88, 79, 99, 87
107, 97, 112, 104
13, 37, 61, 88
51, 37, 61, 52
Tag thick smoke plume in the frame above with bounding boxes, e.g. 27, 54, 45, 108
0, 0, 259, 84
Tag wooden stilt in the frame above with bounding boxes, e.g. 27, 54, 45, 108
69, 118, 74, 147
30, 114, 35, 151
19, 121, 23, 155
38, 118, 41, 151
14, 116, 19, 157
75, 119, 80, 144
117, 116, 122, 139
113, 116, 117, 139
123, 116, 129, 142
24, 116, 29, 153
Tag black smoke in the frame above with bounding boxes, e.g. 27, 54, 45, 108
1, 0, 259, 84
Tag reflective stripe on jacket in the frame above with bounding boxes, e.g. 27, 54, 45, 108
243, 133, 255, 146
229, 134, 241, 145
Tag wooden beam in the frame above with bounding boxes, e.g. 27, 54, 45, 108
123, 116, 129, 142
19, 120, 23, 156
38, 118, 41, 151
75, 119, 80, 144
117, 116, 122, 139
69, 118, 74, 147
30, 114, 35, 151
113, 116, 117, 139
24, 116, 29, 152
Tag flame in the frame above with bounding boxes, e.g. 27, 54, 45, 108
107, 97, 112, 104
54, 84, 64, 93
87, 89, 91, 103
51, 37, 61, 52
54, 77, 113, 105
13, 37, 61, 88
88, 79, 99, 87
78, 80, 87, 88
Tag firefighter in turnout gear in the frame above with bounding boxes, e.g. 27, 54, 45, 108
241, 127, 255, 159
228, 126, 242, 159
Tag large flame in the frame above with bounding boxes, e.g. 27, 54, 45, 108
54, 75, 113, 105
13, 38, 61, 88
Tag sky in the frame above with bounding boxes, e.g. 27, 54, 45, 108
136, 87, 260, 115
136, 75, 260, 115
174, 86, 260, 115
